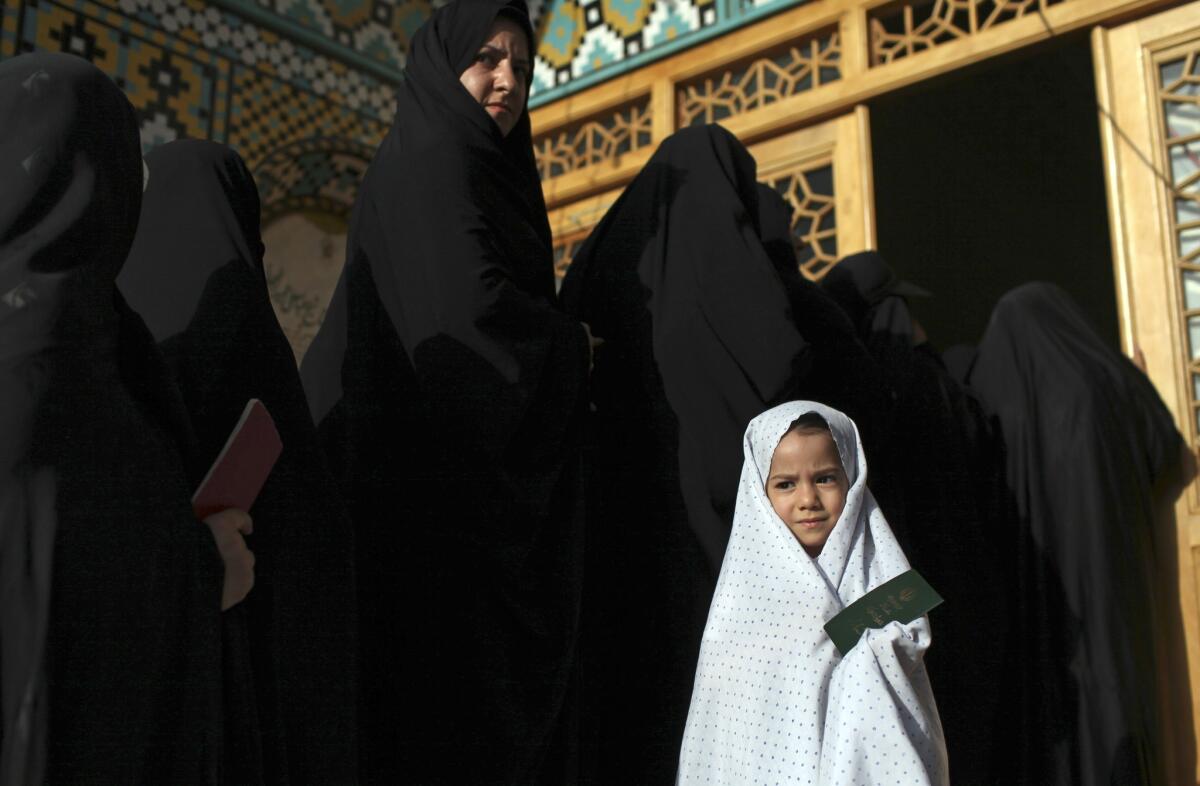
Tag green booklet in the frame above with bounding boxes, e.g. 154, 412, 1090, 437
823, 569, 943, 656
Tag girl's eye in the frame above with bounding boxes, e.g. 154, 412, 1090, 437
774, 480, 795, 491
816, 474, 836, 485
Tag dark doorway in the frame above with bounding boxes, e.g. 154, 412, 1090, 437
869, 32, 1119, 350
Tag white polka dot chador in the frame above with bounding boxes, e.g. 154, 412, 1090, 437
676, 401, 948, 785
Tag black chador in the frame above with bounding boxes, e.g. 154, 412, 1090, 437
559, 125, 812, 784
118, 139, 358, 785
969, 282, 1192, 785
300, 1, 589, 782
0, 53, 224, 784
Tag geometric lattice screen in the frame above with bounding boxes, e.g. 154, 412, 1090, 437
549, 160, 836, 282
768, 163, 837, 280
1157, 46, 1200, 438
868, 0, 1070, 66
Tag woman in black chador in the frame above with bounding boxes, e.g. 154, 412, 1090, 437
968, 282, 1195, 785
118, 139, 358, 785
0, 53, 253, 783
299, 1, 590, 782
559, 125, 813, 783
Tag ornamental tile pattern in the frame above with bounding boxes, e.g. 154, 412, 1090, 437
533, 0, 719, 94
250, 0, 450, 67
6, 0, 231, 141
256, 135, 374, 222
2, 0, 392, 219
227, 64, 387, 164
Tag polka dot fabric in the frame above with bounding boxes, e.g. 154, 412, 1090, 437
676, 401, 948, 785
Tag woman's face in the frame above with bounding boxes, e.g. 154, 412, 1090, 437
766, 428, 848, 557
458, 17, 530, 138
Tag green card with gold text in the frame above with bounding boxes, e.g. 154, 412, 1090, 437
823, 569, 943, 656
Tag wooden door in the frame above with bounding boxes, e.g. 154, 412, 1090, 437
1095, 4, 1200, 780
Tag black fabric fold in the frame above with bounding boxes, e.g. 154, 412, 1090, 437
118, 138, 359, 785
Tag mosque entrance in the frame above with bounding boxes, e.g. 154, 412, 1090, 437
874, 5, 1200, 777
868, 31, 1118, 351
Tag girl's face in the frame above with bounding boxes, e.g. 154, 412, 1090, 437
766, 428, 848, 557
458, 17, 530, 138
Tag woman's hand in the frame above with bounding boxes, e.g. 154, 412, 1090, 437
203, 508, 255, 611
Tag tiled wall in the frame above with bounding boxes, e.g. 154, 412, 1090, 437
1, 0, 409, 355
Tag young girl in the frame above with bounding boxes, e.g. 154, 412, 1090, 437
677, 401, 948, 785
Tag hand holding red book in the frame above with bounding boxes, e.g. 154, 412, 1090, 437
192, 399, 282, 520
192, 399, 281, 610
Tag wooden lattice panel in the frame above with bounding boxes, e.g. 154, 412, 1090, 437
533, 98, 654, 181
677, 29, 841, 127
769, 164, 837, 280
552, 231, 591, 284
869, 0, 1070, 67
548, 161, 838, 282
1156, 47, 1200, 436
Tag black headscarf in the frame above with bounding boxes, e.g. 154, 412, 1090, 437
821, 251, 926, 390
563, 125, 809, 567
969, 282, 1187, 785
0, 52, 223, 783
940, 342, 978, 386
558, 125, 810, 783
119, 139, 264, 341
300, 2, 588, 782
118, 139, 358, 785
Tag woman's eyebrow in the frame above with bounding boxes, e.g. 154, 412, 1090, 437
478, 44, 529, 66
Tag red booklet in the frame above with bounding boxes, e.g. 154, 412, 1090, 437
192, 399, 283, 520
